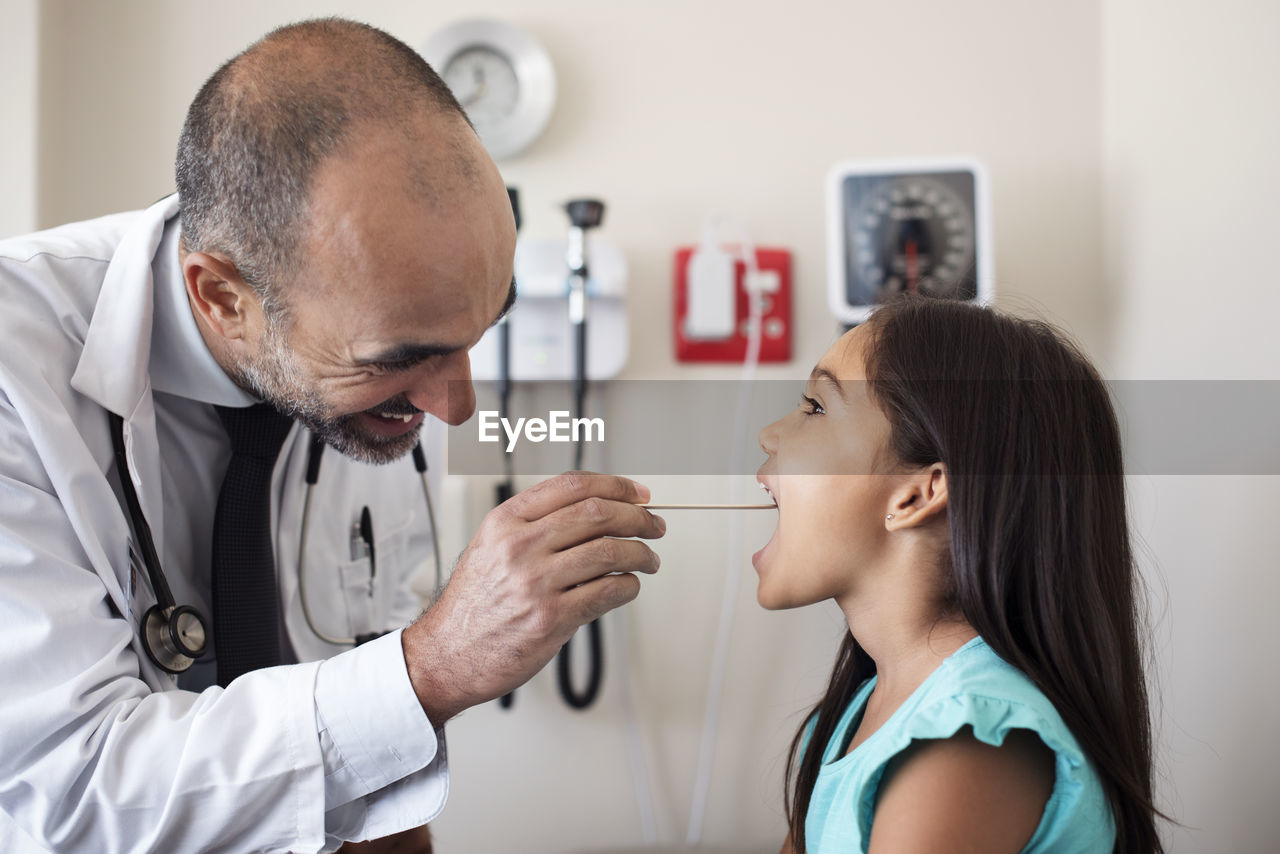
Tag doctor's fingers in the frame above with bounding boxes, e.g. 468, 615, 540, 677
547, 536, 661, 590
558, 570, 643, 628
532, 494, 667, 554
501, 471, 652, 522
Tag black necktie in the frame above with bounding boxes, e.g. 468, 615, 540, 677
212, 402, 295, 687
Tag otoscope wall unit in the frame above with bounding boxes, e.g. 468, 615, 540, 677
469, 234, 629, 381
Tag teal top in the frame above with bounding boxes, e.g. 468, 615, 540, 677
802, 636, 1115, 853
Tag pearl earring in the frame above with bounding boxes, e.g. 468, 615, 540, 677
886, 514, 895, 521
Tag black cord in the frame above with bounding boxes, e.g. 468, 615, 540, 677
557, 308, 603, 709
497, 187, 522, 711
496, 322, 516, 712
572, 319, 588, 471
556, 618, 604, 709
108, 412, 175, 610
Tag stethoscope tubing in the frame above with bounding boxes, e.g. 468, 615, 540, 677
296, 435, 443, 647
109, 412, 209, 673
111, 410, 442, 668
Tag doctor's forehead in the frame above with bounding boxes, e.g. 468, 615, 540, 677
298, 130, 507, 276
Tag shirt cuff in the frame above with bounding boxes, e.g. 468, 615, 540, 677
314, 629, 442, 807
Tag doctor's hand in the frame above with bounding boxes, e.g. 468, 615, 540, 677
401, 472, 665, 724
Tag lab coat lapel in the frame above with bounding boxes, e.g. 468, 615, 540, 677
71, 196, 177, 557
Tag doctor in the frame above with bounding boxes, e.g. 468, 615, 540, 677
0, 18, 665, 854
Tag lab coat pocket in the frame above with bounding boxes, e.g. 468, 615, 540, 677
336, 522, 409, 638
336, 555, 377, 639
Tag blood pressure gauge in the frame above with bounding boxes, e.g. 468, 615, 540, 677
827, 158, 993, 325
422, 19, 557, 161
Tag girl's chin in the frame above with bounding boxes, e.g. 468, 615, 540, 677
756, 588, 788, 611
751, 537, 788, 610
751, 535, 776, 575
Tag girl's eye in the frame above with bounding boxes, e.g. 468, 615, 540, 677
800, 394, 825, 416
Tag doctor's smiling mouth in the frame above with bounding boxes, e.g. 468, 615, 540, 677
221, 299, 498, 465
215, 268, 511, 465
226, 332, 436, 464
213, 250, 513, 464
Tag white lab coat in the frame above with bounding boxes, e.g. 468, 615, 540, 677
0, 197, 449, 852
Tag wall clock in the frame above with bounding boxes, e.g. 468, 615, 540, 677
422, 19, 557, 160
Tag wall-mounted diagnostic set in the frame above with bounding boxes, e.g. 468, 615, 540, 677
826, 157, 993, 325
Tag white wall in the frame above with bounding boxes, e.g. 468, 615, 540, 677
1101, 1, 1280, 851
0, 0, 38, 238
22, 0, 1276, 851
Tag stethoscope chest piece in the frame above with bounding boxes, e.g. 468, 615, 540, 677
110, 411, 210, 675
142, 603, 208, 674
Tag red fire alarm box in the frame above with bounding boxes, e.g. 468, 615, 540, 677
673, 246, 792, 363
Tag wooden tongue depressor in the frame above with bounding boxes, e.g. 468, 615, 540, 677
639, 503, 775, 510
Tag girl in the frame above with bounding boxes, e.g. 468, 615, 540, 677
756, 297, 1161, 853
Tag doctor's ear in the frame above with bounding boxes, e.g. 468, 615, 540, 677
885, 463, 949, 530
181, 251, 263, 341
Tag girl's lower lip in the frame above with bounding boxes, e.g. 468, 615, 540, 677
360, 411, 424, 437
752, 527, 776, 570
752, 497, 779, 570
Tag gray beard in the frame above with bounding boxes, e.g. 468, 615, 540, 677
225, 322, 421, 465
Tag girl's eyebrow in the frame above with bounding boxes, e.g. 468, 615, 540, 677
809, 366, 849, 402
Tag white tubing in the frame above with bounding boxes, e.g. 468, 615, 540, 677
686, 219, 763, 844
617, 604, 660, 842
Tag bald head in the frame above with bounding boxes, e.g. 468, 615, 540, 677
176, 18, 475, 309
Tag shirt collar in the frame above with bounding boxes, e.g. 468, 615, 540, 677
149, 209, 256, 407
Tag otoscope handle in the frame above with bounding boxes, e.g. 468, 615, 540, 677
565, 198, 604, 229
574, 321, 588, 404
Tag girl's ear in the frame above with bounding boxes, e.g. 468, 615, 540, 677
885, 463, 948, 529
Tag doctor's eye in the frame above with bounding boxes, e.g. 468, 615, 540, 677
800, 394, 825, 416
369, 355, 429, 374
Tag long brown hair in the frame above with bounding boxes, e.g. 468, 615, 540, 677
784, 297, 1163, 852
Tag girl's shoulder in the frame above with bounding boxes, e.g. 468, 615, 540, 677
805, 638, 1116, 853
907, 636, 1080, 754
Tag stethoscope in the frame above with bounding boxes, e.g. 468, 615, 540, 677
296, 434, 442, 646
109, 412, 442, 673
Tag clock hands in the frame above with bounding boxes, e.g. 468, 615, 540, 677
461, 66, 489, 108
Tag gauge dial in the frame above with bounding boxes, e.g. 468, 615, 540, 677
837, 168, 982, 311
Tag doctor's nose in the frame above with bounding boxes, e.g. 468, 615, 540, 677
409, 350, 476, 426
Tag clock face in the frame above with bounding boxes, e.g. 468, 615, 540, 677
443, 46, 520, 131
840, 170, 979, 306
422, 19, 556, 161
